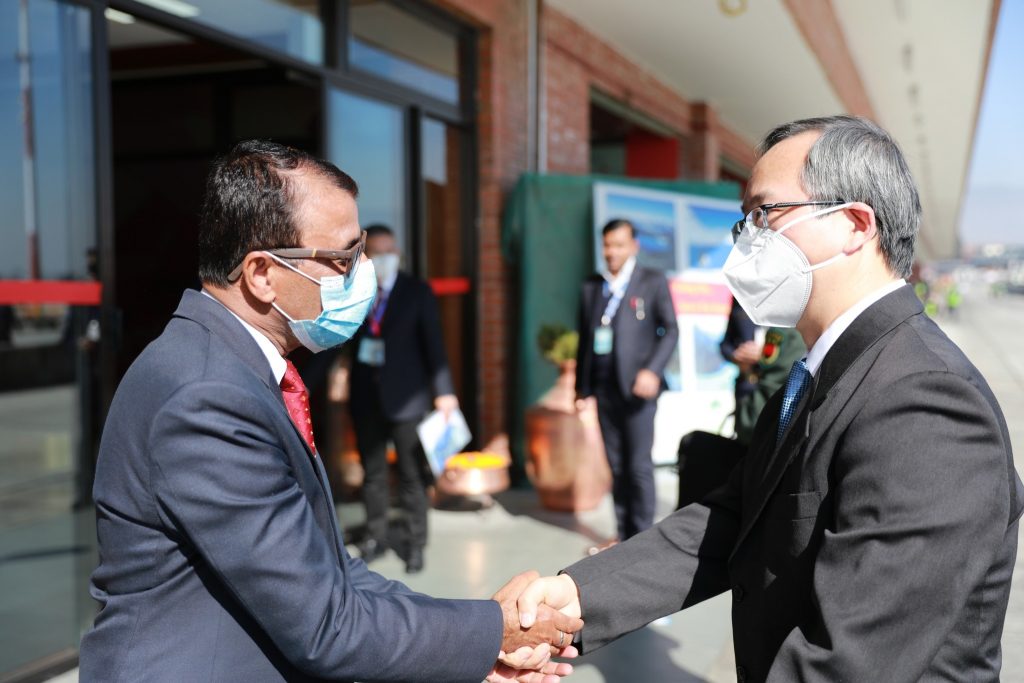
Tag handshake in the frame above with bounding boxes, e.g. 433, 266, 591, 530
487, 571, 585, 683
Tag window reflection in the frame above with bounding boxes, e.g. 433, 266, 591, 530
349, 0, 460, 105
0, 0, 95, 280
421, 117, 468, 401
0, 1, 99, 676
134, 0, 323, 65
327, 89, 407, 253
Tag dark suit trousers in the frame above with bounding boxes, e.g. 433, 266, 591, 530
595, 385, 657, 540
354, 394, 430, 549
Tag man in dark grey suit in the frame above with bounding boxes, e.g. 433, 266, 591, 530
79, 141, 580, 682
518, 116, 1023, 681
575, 219, 678, 543
349, 224, 458, 573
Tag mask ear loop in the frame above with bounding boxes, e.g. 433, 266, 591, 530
263, 252, 322, 324
775, 202, 855, 238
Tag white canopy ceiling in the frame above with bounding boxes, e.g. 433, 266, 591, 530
547, 0, 997, 260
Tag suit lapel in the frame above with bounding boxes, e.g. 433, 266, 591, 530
612, 267, 642, 334
730, 285, 924, 555
589, 277, 607, 325
379, 273, 407, 335
174, 289, 276, 390
176, 291, 329, 503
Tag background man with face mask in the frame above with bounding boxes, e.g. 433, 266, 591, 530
575, 219, 679, 547
348, 223, 459, 574
79, 141, 582, 682
516, 116, 1023, 682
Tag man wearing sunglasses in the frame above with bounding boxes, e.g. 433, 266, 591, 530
516, 116, 1022, 682
80, 141, 582, 682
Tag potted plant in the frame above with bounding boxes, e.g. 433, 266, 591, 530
525, 324, 611, 511
534, 324, 579, 411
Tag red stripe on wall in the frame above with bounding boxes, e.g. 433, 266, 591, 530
428, 277, 471, 296
0, 280, 103, 305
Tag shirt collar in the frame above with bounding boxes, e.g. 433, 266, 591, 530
201, 290, 287, 385
804, 279, 906, 376
602, 256, 636, 293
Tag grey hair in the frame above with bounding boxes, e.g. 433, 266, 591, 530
759, 115, 920, 278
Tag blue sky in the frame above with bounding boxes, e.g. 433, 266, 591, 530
959, 0, 1024, 247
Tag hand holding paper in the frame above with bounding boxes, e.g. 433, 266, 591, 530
416, 406, 471, 475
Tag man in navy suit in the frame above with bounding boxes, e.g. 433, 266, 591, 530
79, 141, 580, 682
575, 219, 679, 544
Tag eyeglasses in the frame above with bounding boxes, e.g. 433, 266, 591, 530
731, 201, 846, 243
227, 230, 366, 282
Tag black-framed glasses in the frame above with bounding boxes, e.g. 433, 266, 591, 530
227, 230, 366, 282
731, 200, 846, 243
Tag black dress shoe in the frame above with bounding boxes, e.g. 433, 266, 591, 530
405, 547, 424, 574
357, 539, 387, 563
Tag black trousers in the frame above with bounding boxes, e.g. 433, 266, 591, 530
353, 395, 431, 549
595, 385, 658, 540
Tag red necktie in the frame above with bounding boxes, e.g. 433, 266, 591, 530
281, 360, 316, 454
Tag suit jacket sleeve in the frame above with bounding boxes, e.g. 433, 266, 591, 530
418, 282, 455, 398
563, 460, 742, 652
642, 273, 679, 376
719, 300, 750, 362
767, 370, 1011, 682
148, 380, 501, 682
575, 284, 593, 399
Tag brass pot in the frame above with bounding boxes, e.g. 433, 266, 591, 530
435, 452, 511, 497
525, 362, 611, 511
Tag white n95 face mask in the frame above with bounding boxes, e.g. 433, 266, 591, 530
723, 203, 853, 327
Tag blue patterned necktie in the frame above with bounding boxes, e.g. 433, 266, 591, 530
777, 359, 812, 443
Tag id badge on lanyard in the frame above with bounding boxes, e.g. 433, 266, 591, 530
358, 337, 385, 366
360, 290, 388, 366
593, 324, 614, 355
595, 283, 625, 355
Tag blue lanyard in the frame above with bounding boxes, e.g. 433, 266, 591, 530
600, 282, 627, 326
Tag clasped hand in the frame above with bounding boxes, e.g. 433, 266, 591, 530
487, 571, 583, 682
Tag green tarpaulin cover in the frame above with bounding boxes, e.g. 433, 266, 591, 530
501, 173, 740, 472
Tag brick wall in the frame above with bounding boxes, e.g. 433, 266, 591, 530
542, 6, 756, 179
434, 0, 530, 451
429, 0, 757, 450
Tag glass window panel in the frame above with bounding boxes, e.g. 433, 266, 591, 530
0, 4, 100, 676
0, 302, 101, 675
421, 117, 467, 398
132, 0, 323, 65
349, 0, 460, 105
326, 89, 407, 252
0, 0, 96, 281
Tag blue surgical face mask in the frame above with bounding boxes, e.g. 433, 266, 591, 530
267, 253, 377, 352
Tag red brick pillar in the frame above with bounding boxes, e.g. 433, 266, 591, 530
680, 102, 721, 181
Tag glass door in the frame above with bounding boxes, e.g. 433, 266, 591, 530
326, 88, 408, 255
0, 0, 101, 676
420, 116, 474, 420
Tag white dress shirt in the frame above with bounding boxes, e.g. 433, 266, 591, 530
201, 290, 287, 384
602, 255, 636, 296
804, 279, 906, 376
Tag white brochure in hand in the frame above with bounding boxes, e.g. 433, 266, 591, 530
416, 408, 472, 476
